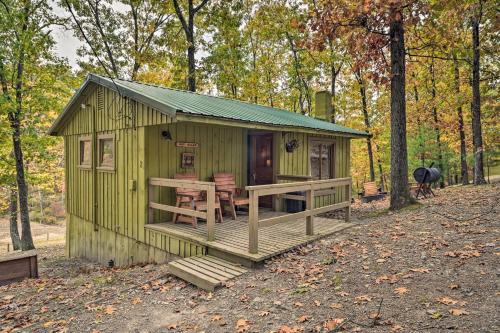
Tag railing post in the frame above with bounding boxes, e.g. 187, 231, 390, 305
248, 190, 259, 254
344, 181, 351, 222
148, 179, 153, 225
206, 184, 216, 241
306, 187, 314, 235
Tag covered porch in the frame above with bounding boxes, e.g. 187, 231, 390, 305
145, 176, 352, 266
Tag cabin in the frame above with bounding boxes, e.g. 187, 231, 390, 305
49, 74, 368, 279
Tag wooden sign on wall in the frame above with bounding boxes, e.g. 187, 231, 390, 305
175, 142, 199, 148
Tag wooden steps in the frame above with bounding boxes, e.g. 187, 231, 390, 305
168, 255, 248, 291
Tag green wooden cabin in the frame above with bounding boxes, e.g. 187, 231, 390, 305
50, 74, 368, 266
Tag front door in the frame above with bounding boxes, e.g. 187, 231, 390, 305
249, 133, 274, 207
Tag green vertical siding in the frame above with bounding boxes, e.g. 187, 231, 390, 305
145, 122, 248, 222
62, 83, 351, 266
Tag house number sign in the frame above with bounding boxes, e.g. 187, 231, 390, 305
175, 142, 199, 148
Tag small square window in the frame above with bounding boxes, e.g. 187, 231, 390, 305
79, 136, 92, 168
98, 134, 114, 170
310, 140, 335, 180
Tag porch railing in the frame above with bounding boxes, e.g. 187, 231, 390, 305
148, 178, 217, 241
245, 177, 352, 254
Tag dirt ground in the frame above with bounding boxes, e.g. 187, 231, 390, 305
0, 218, 66, 255
1, 184, 498, 333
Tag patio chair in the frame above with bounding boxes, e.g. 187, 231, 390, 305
361, 181, 386, 203
213, 173, 249, 220
173, 173, 223, 227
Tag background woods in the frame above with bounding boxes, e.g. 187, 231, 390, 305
0, 0, 498, 244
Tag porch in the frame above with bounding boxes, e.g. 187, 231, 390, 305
145, 176, 352, 267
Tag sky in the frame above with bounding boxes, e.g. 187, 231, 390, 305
52, 1, 82, 69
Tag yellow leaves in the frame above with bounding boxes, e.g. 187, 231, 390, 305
236, 319, 251, 333
449, 309, 469, 316
394, 287, 409, 295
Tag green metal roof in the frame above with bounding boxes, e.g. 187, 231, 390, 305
50, 74, 369, 137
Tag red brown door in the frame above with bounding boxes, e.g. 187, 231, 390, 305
249, 133, 274, 207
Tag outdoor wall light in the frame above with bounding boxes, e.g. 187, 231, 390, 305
161, 130, 172, 140
285, 139, 300, 153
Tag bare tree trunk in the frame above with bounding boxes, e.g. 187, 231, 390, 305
471, 10, 486, 185
356, 70, 375, 182
430, 61, 445, 188
9, 187, 21, 251
413, 81, 425, 167
453, 55, 469, 185
389, 10, 411, 210
172, 0, 209, 92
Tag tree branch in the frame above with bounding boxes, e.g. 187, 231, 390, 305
172, 0, 189, 34
194, 0, 210, 14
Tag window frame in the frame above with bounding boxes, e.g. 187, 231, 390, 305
97, 133, 115, 171
78, 135, 92, 169
308, 138, 336, 180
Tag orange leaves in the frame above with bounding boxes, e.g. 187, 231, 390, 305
393, 287, 409, 295
211, 315, 223, 322
409, 267, 430, 273
104, 305, 115, 315
437, 296, 458, 305
323, 318, 345, 331
297, 315, 310, 323
236, 319, 251, 333
277, 325, 302, 333
354, 295, 372, 303
449, 309, 469, 316
131, 297, 142, 305
444, 250, 481, 259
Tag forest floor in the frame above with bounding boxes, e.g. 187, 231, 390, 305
1, 184, 499, 333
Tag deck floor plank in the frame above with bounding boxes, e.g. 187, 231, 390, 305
147, 211, 351, 264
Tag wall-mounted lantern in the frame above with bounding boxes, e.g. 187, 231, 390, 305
285, 139, 300, 153
161, 130, 172, 141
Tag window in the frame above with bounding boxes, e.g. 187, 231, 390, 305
98, 134, 115, 170
310, 140, 335, 179
79, 136, 92, 168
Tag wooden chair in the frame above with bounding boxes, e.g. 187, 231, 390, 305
173, 173, 223, 227
213, 173, 249, 220
361, 181, 386, 203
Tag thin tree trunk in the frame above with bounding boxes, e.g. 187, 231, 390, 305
413, 82, 425, 167
471, 10, 486, 185
9, 187, 21, 251
356, 70, 375, 182
430, 61, 445, 188
376, 145, 385, 192
389, 10, 411, 210
187, 33, 196, 92
453, 55, 469, 184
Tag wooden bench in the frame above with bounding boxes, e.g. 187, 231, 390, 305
0, 250, 38, 286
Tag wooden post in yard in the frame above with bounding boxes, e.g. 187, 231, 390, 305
148, 179, 154, 225
248, 190, 259, 254
306, 188, 314, 235
345, 182, 351, 222
206, 184, 215, 241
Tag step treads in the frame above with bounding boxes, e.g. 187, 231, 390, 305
168, 255, 248, 291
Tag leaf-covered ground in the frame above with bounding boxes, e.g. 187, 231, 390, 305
1, 184, 498, 333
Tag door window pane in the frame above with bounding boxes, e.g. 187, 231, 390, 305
98, 137, 114, 168
79, 138, 91, 167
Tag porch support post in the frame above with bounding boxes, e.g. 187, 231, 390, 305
207, 183, 216, 241
148, 179, 153, 224
248, 190, 259, 254
306, 187, 314, 235
344, 181, 351, 222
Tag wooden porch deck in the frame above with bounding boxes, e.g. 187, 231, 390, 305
145, 211, 351, 266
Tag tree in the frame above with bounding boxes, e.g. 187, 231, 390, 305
64, 0, 170, 79
171, 0, 210, 92
0, 0, 63, 250
310, 1, 425, 209
470, 1, 486, 185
